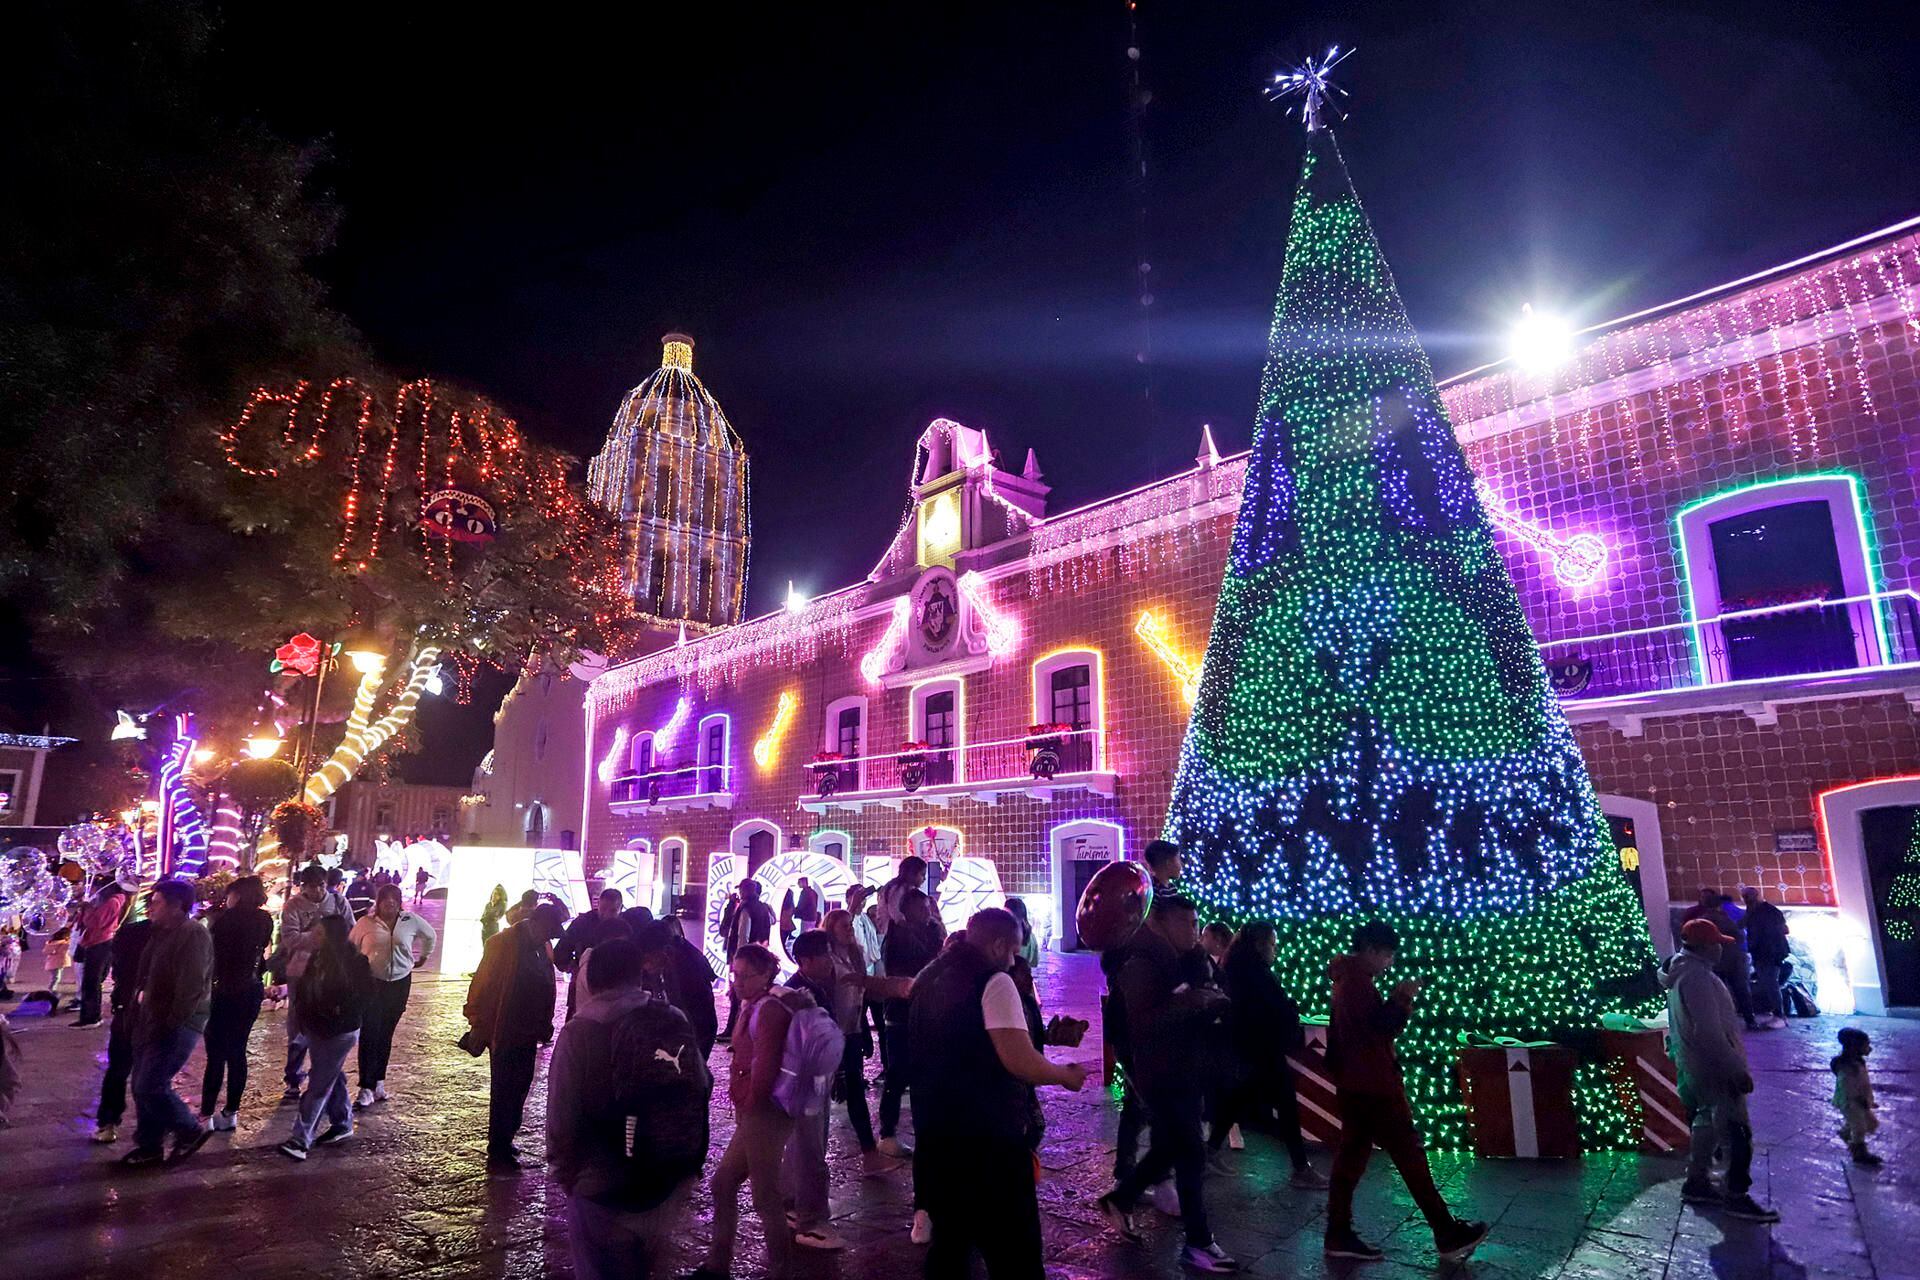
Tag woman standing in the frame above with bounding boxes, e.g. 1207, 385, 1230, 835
877, 886, 940, 1247
348, 883, 437, 1109
278, 916, 372, 1160
201, 876, 274, 1131
481, 885, 509, 947
1209, 920, 1326, 1186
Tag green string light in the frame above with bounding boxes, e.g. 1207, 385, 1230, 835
1163, 129, 1660, 1149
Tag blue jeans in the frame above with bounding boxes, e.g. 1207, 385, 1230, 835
289, 1030, 357, 1148
131, 1024, 202, 1151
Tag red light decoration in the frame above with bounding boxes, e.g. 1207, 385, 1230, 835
273, 632, 325, 677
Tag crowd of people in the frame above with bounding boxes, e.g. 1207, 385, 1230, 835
5, 845, 1884, 1279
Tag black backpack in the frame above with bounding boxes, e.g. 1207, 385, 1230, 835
604, 997, 712, 1209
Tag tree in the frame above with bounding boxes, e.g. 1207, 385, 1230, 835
1160, 128, 1658, 1147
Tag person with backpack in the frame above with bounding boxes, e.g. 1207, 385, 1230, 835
548, 938, 711, 1280
689, 943, 800, 1280
277, 915, 373, 1160
781, 930, 851, 1251
634, 920, 719, 1058
910, 908, 1087, 1279
464, 900, 566, 1173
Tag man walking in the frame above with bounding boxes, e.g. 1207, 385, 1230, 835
122, 880, 214, 1167
912, 908, 1085, 1279
1105, 838, 1185, 1182
90, 909, 153, 1143
1096, 894, 1238, 1273
348, 883, 437, 1108
1323, 921, 1488, 1264
464, 900, 565, 1172
548, 938, 710, 1280
72, 877, 128, 1028
717, 879, 772, 1043
275, 867, 330, 1099
1739, 885, 1790, 1029
1665, 917, 1779, 1221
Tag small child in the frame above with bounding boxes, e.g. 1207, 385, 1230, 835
0, 924, 20, 998
43, 926, 73, 999
1832, 1027, 1882, 1167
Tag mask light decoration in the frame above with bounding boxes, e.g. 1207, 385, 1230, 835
753, 691, 799, 769
420, 488, 497, 543
956, 571, 1019, 657
1134, 610, 1202, 705
860, 597, 913, 684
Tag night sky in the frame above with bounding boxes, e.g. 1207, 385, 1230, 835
199, 1, 1916, 782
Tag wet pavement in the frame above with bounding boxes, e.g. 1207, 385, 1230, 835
1, 935, 1915, 1280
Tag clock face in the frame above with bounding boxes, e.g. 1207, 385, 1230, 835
918, 579, 958, 650
917, 490, 962, 567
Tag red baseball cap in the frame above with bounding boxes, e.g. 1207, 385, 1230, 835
1681, 917, 1736, 948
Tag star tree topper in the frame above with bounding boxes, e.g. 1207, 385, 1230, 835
1267, 44, 1354, 132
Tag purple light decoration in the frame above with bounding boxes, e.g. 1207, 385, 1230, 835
1473, 480, 1611, 590
158, 714, 210, 874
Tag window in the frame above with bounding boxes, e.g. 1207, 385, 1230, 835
836, 705, 862, 757
534, 719, 550, 763
628, 731, 655, 776
699, 557, 717, 622
1678, 474, 1887, 684
649, 547, 670, 615
654, 462, 674, 521
374, 802, 395, 832
909, 678, 964, 786
822, 694, 868, 792
703, 464, 719, 527
430, 805, 452, 831
1032, 649, 1105, 773
698, 714, 730, 793
524, 802, 547, 839
658, 836, 688, 908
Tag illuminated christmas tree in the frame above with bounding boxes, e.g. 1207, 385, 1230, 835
1162, 88, 1658, 1146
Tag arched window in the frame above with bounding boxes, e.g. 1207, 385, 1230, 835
524, 802, 548, 840
628, 731, 656, 776
1031, 648, 1105, 772
822, 694, 868, 792
909, 677, 964, 786
697, 714, 731, 793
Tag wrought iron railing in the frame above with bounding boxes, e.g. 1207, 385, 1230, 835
610, 760, 734, 805
803, 728, 1104, 799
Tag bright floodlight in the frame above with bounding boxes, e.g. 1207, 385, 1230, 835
785, 580, 808, 615
1509, 304, 1574, 374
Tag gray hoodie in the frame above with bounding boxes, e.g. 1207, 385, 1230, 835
1660, 947, 1750, 1102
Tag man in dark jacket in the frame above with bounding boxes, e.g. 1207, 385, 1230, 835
911, 908, 1085, 1280
634, 921, 718, 1056
91, 914, 153, 1143
123, 879, 215, 1167
465, 901, 565, 1172
1683, 889, 1757, 1029
1095, 894, 1238, 1274
556, 889, 634, 1021
1739, 885, 1790, 1028
716, 879, 772, 1043
1324, 921, 1487, 1264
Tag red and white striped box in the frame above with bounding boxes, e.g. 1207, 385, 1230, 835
1286, 1020, 1342, 1146
1457, 1044, 1581, 1159
1599, 1027, 1690, 1155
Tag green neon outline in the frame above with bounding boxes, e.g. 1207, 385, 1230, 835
1672, 471, 1887, 684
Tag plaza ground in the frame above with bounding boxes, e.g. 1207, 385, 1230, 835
0, 934, 1914, 1280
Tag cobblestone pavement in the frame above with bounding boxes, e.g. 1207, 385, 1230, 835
1, 938, 1914, 1280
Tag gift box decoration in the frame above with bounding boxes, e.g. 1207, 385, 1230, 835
1456, 1042, 1580, 1159
1286, 1018, 1342, 1146
1598, 1025, 1689, 1155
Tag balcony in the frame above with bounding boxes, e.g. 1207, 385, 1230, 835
799, 728, 1116, 815
608, 761, 734, 815
1542, 590, 1920, 733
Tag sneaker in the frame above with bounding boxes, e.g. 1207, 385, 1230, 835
355, 1088, 376, 1109
210, 1111, 238, 1133
373, 1081, 389, 1103
1096, 1193, 1142, 1245
169, 1125, 213, 1164
277, 1139, 309, 1161
314, 1124, 353, 1146
795, 1227, 845, 1250
71, 1017, 103, 1028
1435, 1219, 1490, 1262
1226, 1124, 1245, 1151
1183, 1242, 1239, 1273
487, 1153, 523, 1175
91, 1124, 119, 1144
1852, 1146, 1884, 1168
877, 1136, 914, 1158
1290, 1164, 1331, 1188
1680, 1178, 1722, 1205
1722, 1194, 1780, 1223
1766, 1015, 1789, 1030
910, 1209, 933, 1245
1323, 1229, 1385, 1261
280, 1084, 303, 1103
120, 1146, 166, 1167
861, 1149, 903, 1176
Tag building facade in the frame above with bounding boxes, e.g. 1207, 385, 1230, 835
581, 222, 1920, 1014
331, 779, 473, 858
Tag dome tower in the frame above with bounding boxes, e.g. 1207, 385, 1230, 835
587, 333, 750, 628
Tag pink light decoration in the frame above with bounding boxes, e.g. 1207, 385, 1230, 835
597, 726, 629, 783
653, 697, 691, 754
860, 597, 912, 683
1473, 480, 1611, 589
956, 570, 1019, 656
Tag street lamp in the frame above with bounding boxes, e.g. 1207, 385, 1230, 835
244, 732, 284, 760
346, 648, 386, 675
